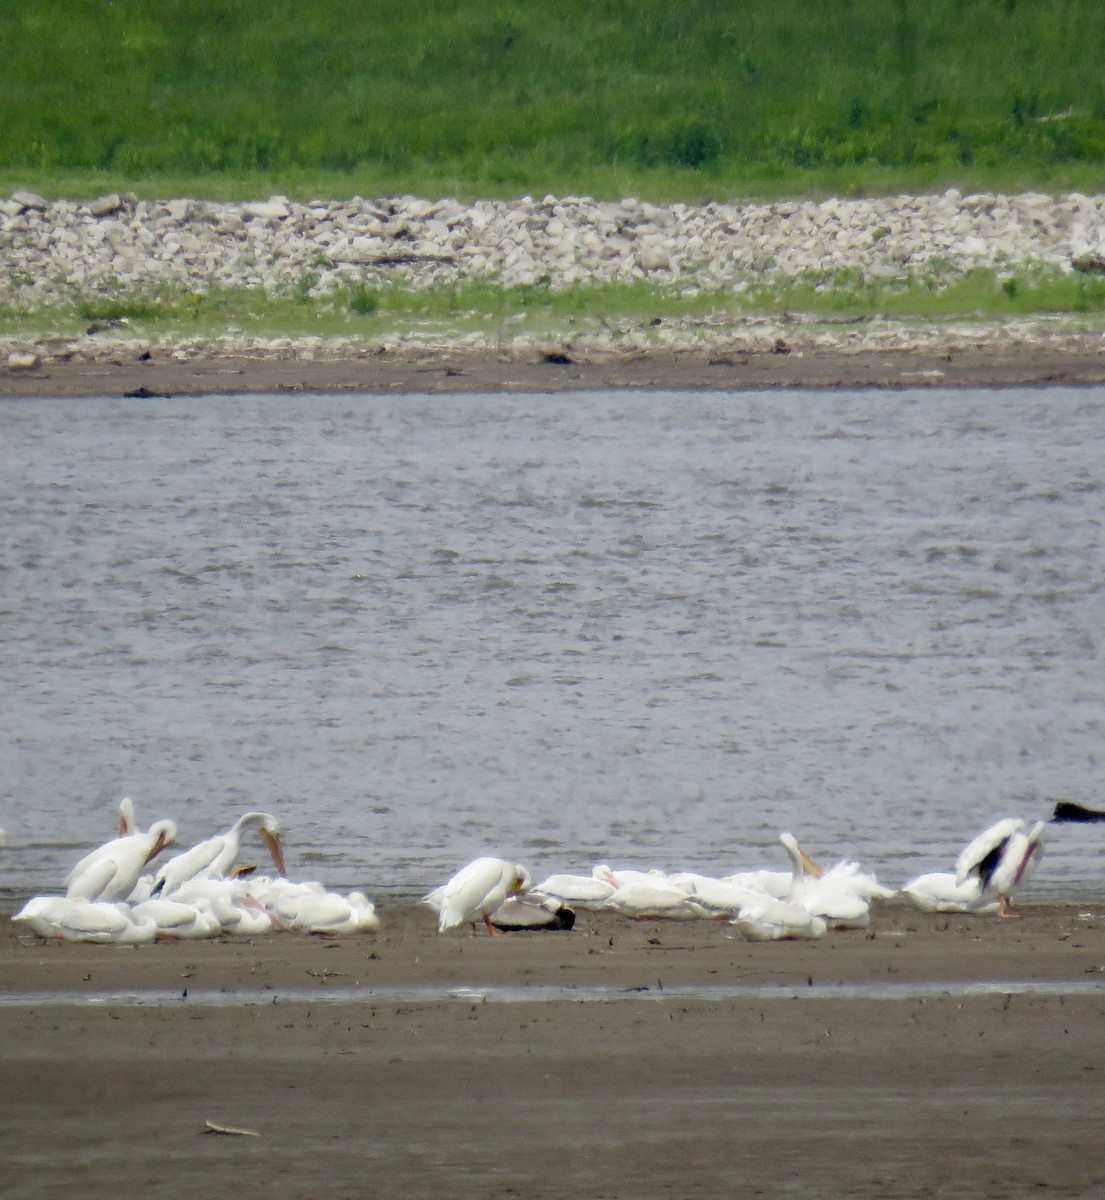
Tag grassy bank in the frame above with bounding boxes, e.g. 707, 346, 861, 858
3, 1, 1105, 202
5, 267, 1105, 346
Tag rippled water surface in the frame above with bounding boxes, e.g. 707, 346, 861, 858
3, 387, 1105, 903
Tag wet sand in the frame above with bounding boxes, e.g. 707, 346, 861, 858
5, 901, 1105, 1198
4, 340, 1105, 399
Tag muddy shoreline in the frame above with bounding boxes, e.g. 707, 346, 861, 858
4, 339, 1105, 399
5, 903, 1105, 1198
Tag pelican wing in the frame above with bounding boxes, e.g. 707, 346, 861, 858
955, 818, 1024, 887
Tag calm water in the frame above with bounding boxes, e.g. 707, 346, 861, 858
2, 387, 1104, 905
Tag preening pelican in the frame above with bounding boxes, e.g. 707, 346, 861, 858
65, 820, 178, 903
426, 857, 530, 935
722, 837, 823, 900
152, 811, 286, 895
776, 833, 892, 929
955, 818, 1046, 917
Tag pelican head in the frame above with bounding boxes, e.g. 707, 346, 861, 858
509, 866, 531, 896
143, 820, 178, 865
779, 832, 824, 880
236, 813, 286, 877
118, 797, 136, 836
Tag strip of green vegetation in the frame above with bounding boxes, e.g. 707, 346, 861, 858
5, 268, 1105, 343
2, 1, 1105, 202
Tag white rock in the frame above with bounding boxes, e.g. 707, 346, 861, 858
7, 352, 41, 370
11, 191, 47, 211
638, 243, 671, 271
89, 194, 123, 217
243, 201, 290, 220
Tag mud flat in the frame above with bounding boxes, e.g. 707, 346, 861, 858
4, 902, 1105, 1198
5, 333, 1105, 400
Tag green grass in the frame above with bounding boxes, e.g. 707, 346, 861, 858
5, 267, 1105, 344
2, 1, 1105, 202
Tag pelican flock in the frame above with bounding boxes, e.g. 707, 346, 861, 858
13, 798, 378, 942
8, 797, 1070, 944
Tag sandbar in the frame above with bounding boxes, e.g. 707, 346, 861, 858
4, 901, 1105, 1198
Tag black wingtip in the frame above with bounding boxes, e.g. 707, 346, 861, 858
1051, 800, 1105, 823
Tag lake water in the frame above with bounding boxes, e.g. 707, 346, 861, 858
2, 387, 1104, 906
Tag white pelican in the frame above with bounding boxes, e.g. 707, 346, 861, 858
65, 819, 178, 902
131, 896, 224, 939
900, 871, 999, 914
167, 876, 277, 935
955, 818, 1046, 917
776, 833, 881, 929
601, 877, 702, 920
720, 835, 825, 899
13, 897, 157, 944
152, 811, 286, 895
267, 887, 381, 935
426, 857, 531, 935
592, 864, 665, 887
665, 872, 765, 918
732, 895, 827, 941
117, 797, 137, 835
530, 867, 618, 909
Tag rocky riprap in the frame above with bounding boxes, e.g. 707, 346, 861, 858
3, 187, 1105, 367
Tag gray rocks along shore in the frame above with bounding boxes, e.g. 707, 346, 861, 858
3, 188, 1105, 310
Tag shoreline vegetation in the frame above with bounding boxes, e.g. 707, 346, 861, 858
5, 2, 1105, 375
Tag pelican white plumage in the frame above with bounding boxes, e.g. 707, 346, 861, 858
900, 871, 999, 914
131, 896, 224, 939
601, 877, 702, 920
267, 887, 381, 935
722, 836, 825, 899
732, 895, 827, 941
152, 811, 286, 896
117, 797, 137, 836
426, 857, 531, 935
530, 867, 618, 909
14, 897, 157, 944
955, 818, 1046, 917
166, 876, 279, 936
777, 833, 878, 929
64, 819, 178, 903
665, 872, 764, 918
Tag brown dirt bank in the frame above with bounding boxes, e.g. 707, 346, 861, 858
4, 340, 1105, 399
4, 904, 1105, 1199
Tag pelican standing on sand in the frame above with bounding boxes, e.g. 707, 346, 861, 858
425, 857, 531, 935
